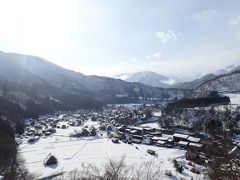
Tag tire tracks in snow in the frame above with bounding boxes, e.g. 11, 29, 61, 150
103, 139, 110, 160
64, 140, 88, 160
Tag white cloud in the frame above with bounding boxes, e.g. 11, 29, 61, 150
230, 15, 240, 25
132, 57, 137, 62
156, 30, 176, 43
185, 10, 217, 21
229, 15, 240, 40
153, 52, 162, 58
145, 46, 240, 81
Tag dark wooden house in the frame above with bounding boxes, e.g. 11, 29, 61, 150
44, 153, 58, 166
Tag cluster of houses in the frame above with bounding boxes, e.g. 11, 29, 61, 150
104, 105, 158, 125
20, 107, 134, 143
114, 124, 200, 148
20, 110, 90, 143
112, 120, 239, 166
112, 123, 213, 165
20, 105, 238, 167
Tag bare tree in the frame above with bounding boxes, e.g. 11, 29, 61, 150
133, 160, 162, 180
5, 151, 35, 180
56, 157, 162, 180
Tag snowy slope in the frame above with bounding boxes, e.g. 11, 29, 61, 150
223, 93, 240, 105
192, 71, 240, 97
175, 62, 240, 90
214, 63, 240, 76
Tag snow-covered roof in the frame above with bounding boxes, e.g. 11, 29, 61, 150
187, 136, 201, 143
44, 153, 57, 164
143, 127, 155, 130
129, 130, 138, 134
158, 137, 169, 141
149, 131, 162, 135
173, 133, 189, 139
15, 138, 22, 145
153, 111, 161, 117
152, 136, 163, 141
228, 145, 240, 155
132, 127, 143, 131
189, 142, 202, 148
178, 141, 189, 146
132, 138, 141, 143
157, 140, 166, 144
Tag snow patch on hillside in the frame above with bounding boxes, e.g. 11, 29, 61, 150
224, 93, 240, 105
160, 78, 176, 85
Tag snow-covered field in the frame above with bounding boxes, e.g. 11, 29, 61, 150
224, 93, 240, 105
19, 120, 206, 180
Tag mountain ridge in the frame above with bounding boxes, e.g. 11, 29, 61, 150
173, 62, 240, 90
192, 69, 240, 97
114, 71, 179, 88
0, 51, 191, 118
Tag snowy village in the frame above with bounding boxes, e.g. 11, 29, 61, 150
16, 102, 240, 179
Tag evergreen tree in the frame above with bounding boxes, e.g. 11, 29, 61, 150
158, 112, 172, 128
15, 120, 25, 135
205, 107, 223, 135
224, 108, 232, 130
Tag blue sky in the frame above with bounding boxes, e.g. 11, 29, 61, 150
0, 0, 240, 80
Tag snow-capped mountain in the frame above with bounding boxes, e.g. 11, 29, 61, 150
184, 61, 240, 97
174, 62, 240, 90
214, 63, 240, 76
191, 70, 240, 97
114, 71, 179, 88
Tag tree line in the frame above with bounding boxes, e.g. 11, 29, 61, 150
165, 95, 230, 113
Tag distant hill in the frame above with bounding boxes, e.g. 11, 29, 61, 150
114, 71, 179, 88
173, 74, 217, 90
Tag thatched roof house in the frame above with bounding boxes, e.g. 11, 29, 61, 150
44, 153, 58, 166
